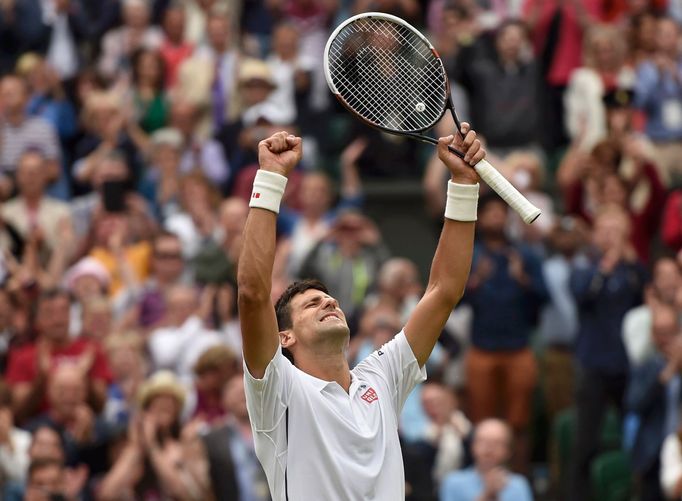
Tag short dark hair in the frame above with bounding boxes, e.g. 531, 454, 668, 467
478, 192, 507, 213
37, 288, 71, 308
274, 279, 329, 331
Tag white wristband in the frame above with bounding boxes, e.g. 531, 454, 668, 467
249, 170, 288, 214
444, 181, 479, 221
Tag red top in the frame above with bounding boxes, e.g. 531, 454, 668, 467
6, 338, 112, 410
523, 0, 604, 86
159, 40, 194, 88
662, 190, 682, 251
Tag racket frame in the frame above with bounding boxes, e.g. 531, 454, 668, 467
324, 12, 541, 224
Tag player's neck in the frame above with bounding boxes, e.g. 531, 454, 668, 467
296, 352, 351, 393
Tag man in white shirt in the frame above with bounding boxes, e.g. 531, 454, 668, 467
238, 127, 485, 500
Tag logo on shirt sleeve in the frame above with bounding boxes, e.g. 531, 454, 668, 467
361, 387, 379, 403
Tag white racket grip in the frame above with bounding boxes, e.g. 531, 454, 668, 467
473, 159, 541, 224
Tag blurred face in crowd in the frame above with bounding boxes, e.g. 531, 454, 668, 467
220, 198, 249, 238
29, 427, 65, 463
272, 24, 299, 60
478, 200, 508, 240
215, 283, 236, 322
300, 172, 332, 217
379, 258, 420, 301
25, 462, 65, 501
633, 13, 657, 54
72, 274, 105, 302
240, 78, 274, 107
136, 50, 163, 87
124, 0, 151, 30
656, 18, 680, 55
36, 294, 70, 345
0, 75, 29, 116
152, 234, 184, 283
0, 289, 12, 330
207, 14, 231, 52
549, 217, 584, 257
108, 344, 146, 401
48, 365, 87, 421
592, 208, 630, 254
651, 304, 680, 356
94, 213, 129, 248
17, 151, 47, 199
82, 299, 113, 340
163, 5, 186, 43
165, 285, 198, 325
153, 142, 181, 172
592, 33, 619, 70
496, 23, 525, 63
146, 394, 180, 431
421, 382, 457, 425
223, 375, 248, 421
653, 258, 681, 305
170, 100, 199, 137
472, 419, 512, 472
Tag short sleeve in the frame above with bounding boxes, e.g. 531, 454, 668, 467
243, 347, 295, 431
353, 330, 426, 418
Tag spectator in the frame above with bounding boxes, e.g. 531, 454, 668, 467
5, 289, 111, 424
147, 284, 221, 384
463, 193, 547, 473
97, 370, 212, 500
187, 345, 238, 424
299, 209, 390, 319
1, 150, 75, 259
63, 256, 111, 337
454, 19, 541, 154
177, 8, 241, 132
163, 171, 221, 260
439, 418, 533, 501
634, 16, 682, 186
202, 374, 270, 501
97, 0, 163, 82
623, 256, 681, 369
626, 302, 682, 501
421, 381, 472, 488
265, 22, 314, 127
0, 380, 31, 488
128, 48, 169, 134
278, 156, 363, 279
570, 204, 647, 501
102, 333, 147, 427
131, 230, 187, 329
158, 1, 194, 87
564, 23, 635, 152
23, 458, 80, 501
26, 364, 113, 473
168, 95, 230, 187
0, 74, 61, 195
538, 216, 586, 421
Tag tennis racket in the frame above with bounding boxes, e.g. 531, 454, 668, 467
323, 12, 541, 224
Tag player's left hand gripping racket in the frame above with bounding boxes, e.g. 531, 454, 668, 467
324, 12, 541, 224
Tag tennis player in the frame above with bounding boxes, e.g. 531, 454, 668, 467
238, 125, 485, 500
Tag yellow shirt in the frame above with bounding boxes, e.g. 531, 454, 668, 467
90, 242, 152, 296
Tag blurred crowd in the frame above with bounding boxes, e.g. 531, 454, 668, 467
0, 0, 681, 500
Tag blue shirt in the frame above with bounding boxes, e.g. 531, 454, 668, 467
634, 59, 682, 141
464, 241, 547, 351
571, 256, 646, 374
440, 467, 533, 501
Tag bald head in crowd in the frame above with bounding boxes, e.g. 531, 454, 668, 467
472, 419, 514, 472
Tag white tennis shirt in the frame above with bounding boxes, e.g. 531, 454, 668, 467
244, 330, 426, 500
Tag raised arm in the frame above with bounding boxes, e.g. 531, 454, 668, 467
404, 123, 484, 367
238, 132, 302, 378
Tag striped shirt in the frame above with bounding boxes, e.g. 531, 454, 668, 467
0, 117, 61, 172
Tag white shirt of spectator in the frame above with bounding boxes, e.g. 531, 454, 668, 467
244, 330, 426, 501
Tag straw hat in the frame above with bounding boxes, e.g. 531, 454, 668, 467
137, 370, 186, 409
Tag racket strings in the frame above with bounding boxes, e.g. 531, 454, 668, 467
328, 17, 447, 133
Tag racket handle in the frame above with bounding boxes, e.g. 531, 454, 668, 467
473, 159, 541, 224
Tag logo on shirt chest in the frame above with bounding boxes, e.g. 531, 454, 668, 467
360, 387, 379, 404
